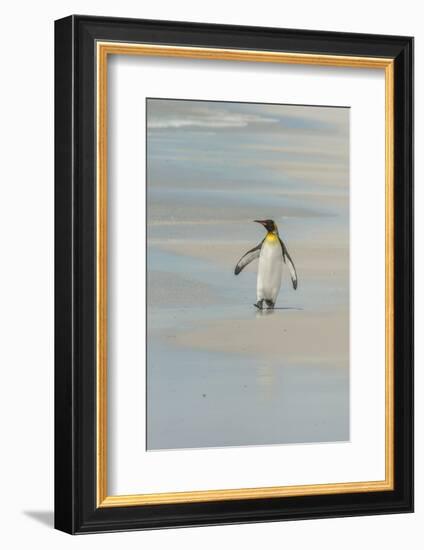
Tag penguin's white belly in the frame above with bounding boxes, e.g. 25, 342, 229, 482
257, 240, 283, 303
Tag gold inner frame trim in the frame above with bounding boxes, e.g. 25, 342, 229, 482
96, 41, 395, 508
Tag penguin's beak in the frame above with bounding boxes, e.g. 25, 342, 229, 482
254, 220, 267, 227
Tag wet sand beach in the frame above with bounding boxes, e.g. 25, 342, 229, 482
146, 99, 350, 450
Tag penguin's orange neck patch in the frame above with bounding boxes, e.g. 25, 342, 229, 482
265, 232, 278, 243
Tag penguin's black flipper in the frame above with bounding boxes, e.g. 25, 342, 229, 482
234, 240, 263, 275
279, 238, 298, 290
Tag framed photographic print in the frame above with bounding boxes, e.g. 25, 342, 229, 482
54, 15, 414, 533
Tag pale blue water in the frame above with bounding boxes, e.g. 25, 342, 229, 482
147, 336, 348, 450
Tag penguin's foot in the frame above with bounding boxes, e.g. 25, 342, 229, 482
254, 300, 264, 310
265, 300, 275, 309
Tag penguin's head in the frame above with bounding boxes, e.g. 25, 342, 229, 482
254, 219, 278, 233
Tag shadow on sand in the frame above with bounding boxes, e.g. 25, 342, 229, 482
254, 306, 303, 317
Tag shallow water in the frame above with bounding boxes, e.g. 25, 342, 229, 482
147, 336, 349, 450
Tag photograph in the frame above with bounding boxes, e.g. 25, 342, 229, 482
146, 98, 350, 450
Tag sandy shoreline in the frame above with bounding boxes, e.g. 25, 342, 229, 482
165, 308, 348, 366
151, 239, 348, 278
151, 237, 349, 366
146, 100, 350, 448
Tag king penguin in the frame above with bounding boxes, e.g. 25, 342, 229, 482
234, 219, 298, 309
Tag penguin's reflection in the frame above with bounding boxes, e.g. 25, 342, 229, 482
255, 308, 275, 319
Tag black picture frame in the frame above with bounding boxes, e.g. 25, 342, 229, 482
55, 14, 413, 534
